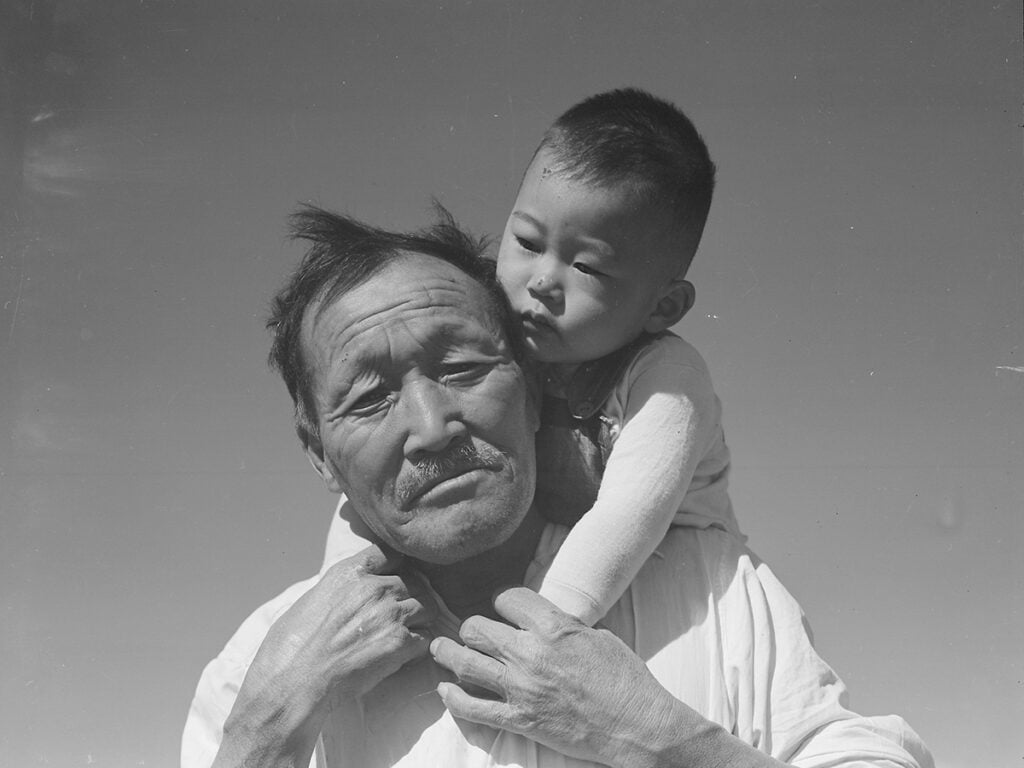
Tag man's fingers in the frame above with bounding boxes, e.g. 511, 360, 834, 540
355, 543, 404, 575
436, 681, 511, 730
398, 571, 438, 628
401, 568, 433, 599
492, 586, 575, 635
458, 614, 519, 659
430, 637, 508, 697
321, 544, 403, 584
361, 628, 432, 689
400, 595, 438, 629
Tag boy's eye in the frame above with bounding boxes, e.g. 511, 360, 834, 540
573, 262, 605, 277
515, 236, 541, 253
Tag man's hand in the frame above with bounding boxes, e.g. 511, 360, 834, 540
247, 545, 436, 706
429, 586, 701, 768
214, 546, 437, 768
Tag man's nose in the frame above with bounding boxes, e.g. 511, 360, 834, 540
400, 379, 468, 459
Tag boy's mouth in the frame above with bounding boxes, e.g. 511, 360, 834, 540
521, 311, 555, 334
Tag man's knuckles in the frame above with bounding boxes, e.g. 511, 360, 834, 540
333, 574, 406, 612
458, 615, 493, 646
346, 599, 422, 641
493, 587, 585, 640
429, 636, 470, 671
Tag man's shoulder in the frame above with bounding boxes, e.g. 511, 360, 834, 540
654, 525, 752, 580
183, 574, 323, 768
215, 574, 322, 667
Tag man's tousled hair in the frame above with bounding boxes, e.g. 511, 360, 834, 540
540, 87, 716, 273
267, 203, 521, 437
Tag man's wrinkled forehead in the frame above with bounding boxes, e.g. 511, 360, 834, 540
300, 253, 512, 366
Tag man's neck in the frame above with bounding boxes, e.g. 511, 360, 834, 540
416, 505, 546, 621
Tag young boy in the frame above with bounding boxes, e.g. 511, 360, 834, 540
323, 88, 740, 625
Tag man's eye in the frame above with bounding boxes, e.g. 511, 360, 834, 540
573, 262, 605, 277
515, 236, 541, 253
347, 388, 391, 416
441, 362, 491, 383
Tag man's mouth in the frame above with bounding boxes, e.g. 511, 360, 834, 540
406, 465, 490, 507
396, 446, 504, 509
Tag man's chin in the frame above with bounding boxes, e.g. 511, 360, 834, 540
398, 513, 519, 565
396, 490, 530, 565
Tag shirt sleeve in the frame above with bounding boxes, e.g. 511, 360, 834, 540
180, 577, 321, 768
622, 528, 933, 768
536, 336, 724, 624
714, 538, 934, 768
600, 336, 723, 530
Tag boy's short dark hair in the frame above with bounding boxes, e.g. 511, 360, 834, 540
267, 204, 522, 437
540, 88, 716, 273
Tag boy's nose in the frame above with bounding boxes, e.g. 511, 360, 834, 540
528, 272, 562, 301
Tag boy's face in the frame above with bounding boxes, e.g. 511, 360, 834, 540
496, 148, 681, 365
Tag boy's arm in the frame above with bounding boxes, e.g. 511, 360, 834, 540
537, 340, 723, 624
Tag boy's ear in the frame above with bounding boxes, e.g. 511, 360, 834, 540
298, 423, 343, 493
644, 279, 695, 333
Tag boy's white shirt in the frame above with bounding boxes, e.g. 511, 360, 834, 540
323, 332, 741, 625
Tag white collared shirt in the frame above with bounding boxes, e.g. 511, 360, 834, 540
182, 525, 932, 768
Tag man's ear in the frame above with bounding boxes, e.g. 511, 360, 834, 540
644, 279, 695, 334
298, 423, 343, 493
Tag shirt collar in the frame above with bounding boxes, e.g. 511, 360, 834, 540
554, 333, 655, 419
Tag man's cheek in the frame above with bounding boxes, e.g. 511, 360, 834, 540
333, 425, 388, 493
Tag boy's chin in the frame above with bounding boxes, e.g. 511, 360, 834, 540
522, 333, 557, 361
525, 339, 573, 366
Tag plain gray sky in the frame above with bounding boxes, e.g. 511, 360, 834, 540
1, 3, 1021, 767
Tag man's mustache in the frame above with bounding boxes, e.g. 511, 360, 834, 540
395, 442, 506, 508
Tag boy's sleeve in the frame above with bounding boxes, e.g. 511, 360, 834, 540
536, 337, 725, 624
600, 336, 728, 529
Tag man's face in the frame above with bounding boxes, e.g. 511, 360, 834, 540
301, 255, 537, 565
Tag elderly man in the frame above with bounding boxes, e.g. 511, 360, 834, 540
182, 206, 932, 768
